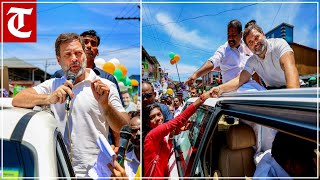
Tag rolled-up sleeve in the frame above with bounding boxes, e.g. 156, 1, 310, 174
243, 57, 255, 75
107, 81, 126, 112
208, 46, 224, 71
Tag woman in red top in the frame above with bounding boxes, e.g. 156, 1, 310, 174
143, 89, 213, 178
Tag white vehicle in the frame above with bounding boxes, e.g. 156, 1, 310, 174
169, 88, 318, 178
1, 99, 75, 179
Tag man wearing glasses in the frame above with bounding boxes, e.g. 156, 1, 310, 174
142, 81, 173, 122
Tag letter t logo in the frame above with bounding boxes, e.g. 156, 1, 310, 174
2, 1, 37, 42
7, 7, 33, 38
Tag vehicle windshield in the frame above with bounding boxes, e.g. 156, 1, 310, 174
173, 104, 213, 177
1, 140, 36, 177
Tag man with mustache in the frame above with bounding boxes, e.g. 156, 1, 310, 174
52, 30, 123, 104
52, 30, 124, 149
186, 19, 260, 87
12, 33, 129, 177
211, 21, 300, 96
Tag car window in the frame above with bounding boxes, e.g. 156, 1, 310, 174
1, 140, 36, 178
173, 104, 213, 177
56, 132, 74, 178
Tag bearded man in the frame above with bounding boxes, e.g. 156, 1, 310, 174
12, 33, 129, 177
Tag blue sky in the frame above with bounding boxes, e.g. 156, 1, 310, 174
2, 0, 140, 77
142, 1, 318, 81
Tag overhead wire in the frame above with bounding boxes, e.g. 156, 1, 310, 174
270, 3, 282, 30
142, 4, 161, 52
143, 3, 261, 28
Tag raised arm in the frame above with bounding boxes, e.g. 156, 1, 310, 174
186, 61, 214, 86
280, 51, 300, 88
91, 79, 129, 133
212, 70, 252, 96
147, 89, 213, 141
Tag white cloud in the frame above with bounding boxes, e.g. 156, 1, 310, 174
155, 12, 211, 50
161, 61, 199, 82
94, 45, 140, 76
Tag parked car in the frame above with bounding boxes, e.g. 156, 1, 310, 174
0, 99, 75, 179
169, 88, 318, 178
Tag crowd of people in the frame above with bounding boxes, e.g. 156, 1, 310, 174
141, 19, 316, 179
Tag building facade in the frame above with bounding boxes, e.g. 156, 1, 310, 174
142, 46, 161, 82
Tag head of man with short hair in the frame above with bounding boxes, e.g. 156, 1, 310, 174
121, 91, 131, 107
80, 30, 100, 68
129, 111, 140, 151
173, 97, 181, 109
243, 21, 268, 57
227, 19, 243, 48
190, 88, 198, 97
169, 105, 175, 115
55, 33, 87, 78
142, 81, 156, 108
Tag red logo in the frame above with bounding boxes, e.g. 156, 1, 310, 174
1, 0, 37, 42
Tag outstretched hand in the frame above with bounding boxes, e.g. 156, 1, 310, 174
209, 86, 222, 98
185, 74, 197, 87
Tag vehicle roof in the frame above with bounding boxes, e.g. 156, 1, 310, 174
1, 107, 59, 177
186, 88, 318, 108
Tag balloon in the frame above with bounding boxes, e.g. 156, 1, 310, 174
125, 77, 132, 86
167, 88, 173, 95
113, 68, 123, 80
120, 75, 126, 84
102, 62, 115, 74
95, 58, 106, 69
173, 54, 180, 63
109, 58, 120, 67
132, 86, 138, 93
117, 65, 128, 78
131, 79, 139, 86
118, 81, 128, 91
169, 52, 175, 59
170, 59, 176, 65
163, 89, 167, 94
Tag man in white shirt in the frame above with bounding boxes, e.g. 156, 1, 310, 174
186, 19, 260, 86
173, 97, 183, 117
211, 21, 300, 96
122, 91, 137, 113
12, 33, 129, 177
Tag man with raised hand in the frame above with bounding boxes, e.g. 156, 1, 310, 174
13, 33, 129, 177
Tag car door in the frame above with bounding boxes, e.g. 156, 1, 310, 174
171, 103, 215, 177
190, 88, 318, 177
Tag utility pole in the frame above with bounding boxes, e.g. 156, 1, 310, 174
44, 59, 55, 80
